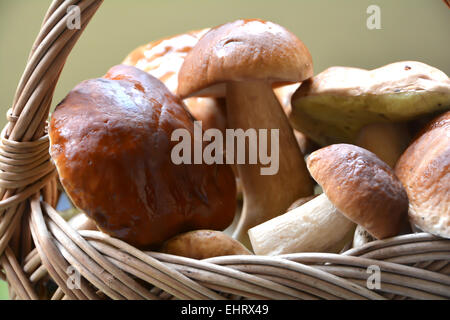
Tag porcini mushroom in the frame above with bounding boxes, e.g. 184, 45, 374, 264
248, 144, 409, 255
122, 29, 227, 133
160, 230, 252, 259
395, 110, 450, 238
49, 65, 236, 248
290, 61, 450, 167
178, 19, 314, 247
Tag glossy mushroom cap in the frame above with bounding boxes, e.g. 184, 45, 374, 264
178, 19, 313, 98
122, 29, 227, 133
49, 65, 236, 248
395, 111, 450, 238
307, 144, 408, 239
290, 61, 450, 146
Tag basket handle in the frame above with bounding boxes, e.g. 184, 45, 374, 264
0, 0, 103, 258
8, 0, 104, 141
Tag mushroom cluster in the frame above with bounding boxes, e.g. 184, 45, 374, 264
49, 18, 450, 258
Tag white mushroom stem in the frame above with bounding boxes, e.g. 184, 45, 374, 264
356, 122, 410, 167
226, 81, 313, 248
352, 225, 375, 248
248, 193, 355, 255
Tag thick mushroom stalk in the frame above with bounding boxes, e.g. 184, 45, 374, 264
249, 193, 355, 255
355, 122, 410, 167
227, 81, 313, 246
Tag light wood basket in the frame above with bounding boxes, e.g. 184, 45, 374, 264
0, 0, 449, 300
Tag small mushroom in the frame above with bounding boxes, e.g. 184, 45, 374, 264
122, 29, 227, 133
395, 110, 450, 238
160, 230, 252, 259
248, 144, 409, 255
49, 65, 236, 248
290, 61, 450, 167
178, 19, 314, 247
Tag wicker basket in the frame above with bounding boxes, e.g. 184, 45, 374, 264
0, 0, 449, 300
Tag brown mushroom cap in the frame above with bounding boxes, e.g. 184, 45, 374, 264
49, 65, 236, 248
307, 144, 408, 239
178, 19, 313, 98
395, 111, 450, 238
176, 19, 314, 247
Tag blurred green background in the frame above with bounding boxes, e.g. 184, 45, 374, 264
0, 0, 448, 300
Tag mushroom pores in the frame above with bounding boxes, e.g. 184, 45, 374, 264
49, 65, 236, 249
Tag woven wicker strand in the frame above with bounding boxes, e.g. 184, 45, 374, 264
0, 0, 449, 300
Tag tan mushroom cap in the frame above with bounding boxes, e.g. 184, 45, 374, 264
307, 144, 408, 239
178, 19, 313, 98
294, 61, 449, 97
395, 111, 450, 238
290, 61, 450, 146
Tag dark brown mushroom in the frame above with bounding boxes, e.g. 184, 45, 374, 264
49, 65, 236, 248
